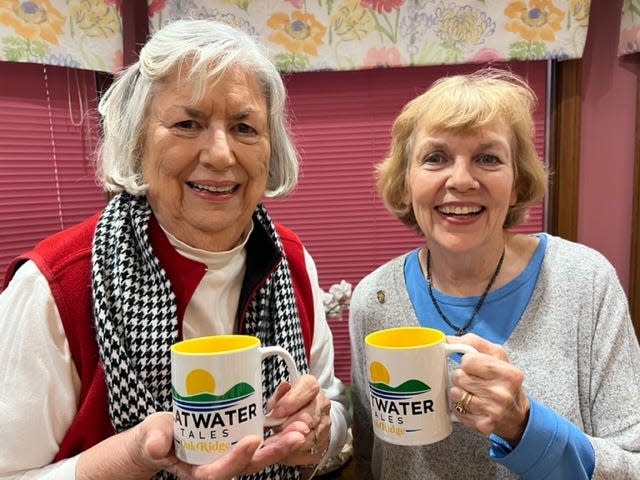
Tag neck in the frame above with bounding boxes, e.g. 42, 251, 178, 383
423, 241, 507, 296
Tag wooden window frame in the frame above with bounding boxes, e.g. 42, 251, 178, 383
630, 75, 640, 336
549, 59, 639, 337
547, 60, 581, 242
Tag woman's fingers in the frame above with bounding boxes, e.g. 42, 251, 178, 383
268, 374, 320, 419
448, 337, 529, 442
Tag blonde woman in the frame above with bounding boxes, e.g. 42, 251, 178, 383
350, 69, 640, 479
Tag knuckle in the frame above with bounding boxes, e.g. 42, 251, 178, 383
299, 411, 314, 426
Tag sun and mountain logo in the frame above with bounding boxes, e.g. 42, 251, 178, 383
172, 368, 255, 412
368, 361, 434, 438
173, 368, 260, 459
368, 361, 431, 399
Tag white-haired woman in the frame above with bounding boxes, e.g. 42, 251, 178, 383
0, 19, 349, 480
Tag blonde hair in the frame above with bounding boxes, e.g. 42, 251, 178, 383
376, 68, 547, 230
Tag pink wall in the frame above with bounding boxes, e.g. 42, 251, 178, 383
578, 0, 638, 292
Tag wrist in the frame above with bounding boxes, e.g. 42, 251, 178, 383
500, 395, 530, 447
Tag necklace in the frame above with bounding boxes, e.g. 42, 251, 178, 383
426, 247, 505, 336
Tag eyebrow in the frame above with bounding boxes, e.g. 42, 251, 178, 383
476, 140, 509, 153
422, 140, 446, 150
422, 138, 508, 152
182, 106, 259, 121
183, 106, 203, 118
229, 110, 255, 121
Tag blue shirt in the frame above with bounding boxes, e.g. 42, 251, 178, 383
404, 234, 595, 479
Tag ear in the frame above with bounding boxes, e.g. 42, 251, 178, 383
509, 184, 517, 206
401, 182, 411, 206
400, 162, 412, 205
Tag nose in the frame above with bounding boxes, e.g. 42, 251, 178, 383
445, 159, 479, 191
199, 127, 234, 168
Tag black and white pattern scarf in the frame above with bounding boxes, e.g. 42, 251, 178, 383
92, 193, 309, 479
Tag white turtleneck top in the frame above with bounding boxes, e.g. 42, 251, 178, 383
0, 225, 349, 479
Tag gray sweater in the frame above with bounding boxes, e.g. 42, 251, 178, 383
349, 235, 640, 479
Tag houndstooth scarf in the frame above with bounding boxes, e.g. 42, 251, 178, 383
92, 193, 309, 479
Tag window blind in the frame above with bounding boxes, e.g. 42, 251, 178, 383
0, 61, 547, 382
265, 61, 548, 383
0, 62, 105, 282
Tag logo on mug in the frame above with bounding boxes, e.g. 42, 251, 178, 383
368, 361, 434, 438
172, 368, 259, 454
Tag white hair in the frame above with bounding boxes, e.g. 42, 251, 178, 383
97, 19, 298, 197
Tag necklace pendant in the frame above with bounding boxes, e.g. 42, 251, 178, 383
426, 247, 506, 339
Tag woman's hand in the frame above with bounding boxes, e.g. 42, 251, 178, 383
265, 374, 332, 466
76, 411, 307, 479
447, 334, 530, 446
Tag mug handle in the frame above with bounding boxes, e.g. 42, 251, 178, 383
443, 343, 477, 421
443, 343, 477, 356
260, 346, 301, 427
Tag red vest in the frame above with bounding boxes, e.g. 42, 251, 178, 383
3, 213, 314, 461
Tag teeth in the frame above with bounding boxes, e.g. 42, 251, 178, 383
189, 182, 235, 193
438, 205, 482, 215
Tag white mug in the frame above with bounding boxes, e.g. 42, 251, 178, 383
365, 326, 476, 446
171, 335, 300, 465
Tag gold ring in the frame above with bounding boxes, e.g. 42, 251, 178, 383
454, 391, 473, 415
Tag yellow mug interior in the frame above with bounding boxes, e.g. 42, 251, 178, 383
365, 327, 444, 349
171, 335, 260, 355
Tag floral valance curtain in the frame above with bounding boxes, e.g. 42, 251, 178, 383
619, 0, 640, 55
150, 0, 591, 71
0, 1, 124, 72
0, 1, 595, 74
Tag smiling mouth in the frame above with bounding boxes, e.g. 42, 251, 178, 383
187, 181, 239, 194
436, 205, 485, 216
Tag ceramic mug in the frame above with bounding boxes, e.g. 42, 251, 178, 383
365, 326, 476, 446
171, 335, 300, 465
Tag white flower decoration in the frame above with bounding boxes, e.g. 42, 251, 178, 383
322, 280, 352, 318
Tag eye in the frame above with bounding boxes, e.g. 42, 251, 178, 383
421, 151, 447, 165
476, 153, 501, 166
233, 122, 258, 136
235, 123, 256, 134
174, 119, 200, 130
